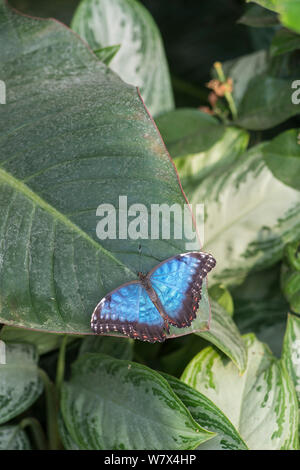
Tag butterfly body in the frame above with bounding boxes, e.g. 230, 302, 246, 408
91, 251, 216, 343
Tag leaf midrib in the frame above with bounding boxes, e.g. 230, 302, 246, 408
0, 166, 136, 276
64, 380, 209, 445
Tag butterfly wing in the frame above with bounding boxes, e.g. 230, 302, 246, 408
91, 282, 166, 343
149, 252, 216, 328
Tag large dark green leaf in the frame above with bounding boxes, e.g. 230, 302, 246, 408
71, 0, 174, 116
0, 343, 43, 424
162, 373, 248, 450
182, 333, 299, 449
60, 353, 215, 450
0, 1, 210, 336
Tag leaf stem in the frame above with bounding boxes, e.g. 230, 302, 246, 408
56, 335, 68, 397
38, 368, 62, 450
214, 61, 238, 120
20, 417, 48, 450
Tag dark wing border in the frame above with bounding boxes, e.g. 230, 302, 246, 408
90, 280, 167, 343
149, 251, 216, 328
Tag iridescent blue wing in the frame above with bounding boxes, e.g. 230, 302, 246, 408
91, 282, 166, 343
149, 252, 216, 328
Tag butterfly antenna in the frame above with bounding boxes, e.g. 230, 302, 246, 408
138, 243, 142, 274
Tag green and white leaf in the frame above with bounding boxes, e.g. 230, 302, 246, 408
197, 300, 247, 373
58, 414, 80, 450
60, 353, 215, 450
190, 139, 300, 286
0, 343, 43, 424
71, 0, 174, 116
281, 242, 300, 314
162, 373, 248, 450
182, 333, 299, 450
282, 313, 300, 403
0, 425, 31, 450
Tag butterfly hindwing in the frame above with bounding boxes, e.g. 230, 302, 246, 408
149, 252, 216, 328
91, 282, 166, 343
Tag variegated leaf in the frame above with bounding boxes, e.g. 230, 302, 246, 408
0, 425, 31, 450
197, 300, 247, 373
191, 135, 300, 286
282, 313, 300, 403
0, 343, 43, 424
60, 353, 215, 450
162, 372, 248, 450
182, 333, 299, 450
71, 0, 174, 116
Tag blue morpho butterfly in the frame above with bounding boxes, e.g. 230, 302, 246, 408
91, 251, 216, 343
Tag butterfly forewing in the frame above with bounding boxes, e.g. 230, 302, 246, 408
149, 252, 216, 328
91, 282, 166, 342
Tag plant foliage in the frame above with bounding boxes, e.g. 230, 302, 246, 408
0, 0, 300, 450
